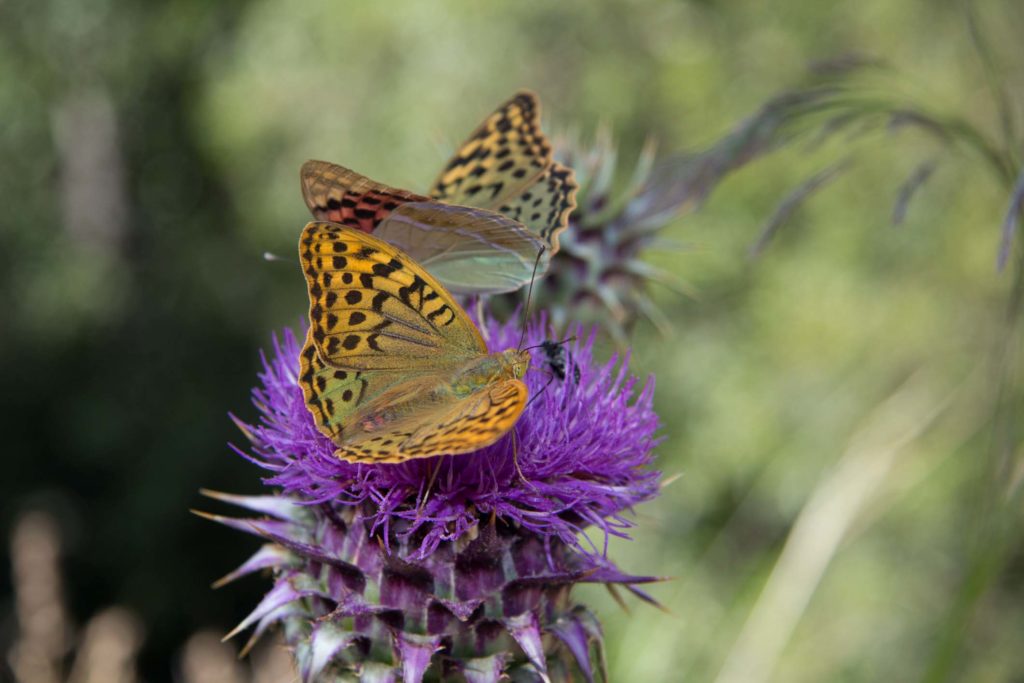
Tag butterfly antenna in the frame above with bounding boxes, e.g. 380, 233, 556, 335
517, 247, 547, 351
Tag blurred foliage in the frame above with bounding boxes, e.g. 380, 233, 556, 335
2, 0, 1024, 681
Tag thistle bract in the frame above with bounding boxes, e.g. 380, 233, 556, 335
206, 315, 661, 682
499, 132, 696, 344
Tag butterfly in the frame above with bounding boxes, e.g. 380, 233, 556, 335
297, 221, 532, 464
300, 91, 577, 296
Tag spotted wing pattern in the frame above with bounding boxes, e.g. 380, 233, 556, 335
298, 328, 373, 442
429, 91, 551, 209
299, 221, 484, 370
301, 160, 426, 233
495, 161, 577, 254
429, 91, 578, 257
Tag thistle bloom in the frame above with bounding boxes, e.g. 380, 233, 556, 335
206, 315, 661, 682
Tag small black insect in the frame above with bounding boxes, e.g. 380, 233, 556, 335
539, 340, 580, 384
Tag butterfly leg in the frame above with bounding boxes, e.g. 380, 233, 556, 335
509, 428, 537, 490
417, 457, 445, 516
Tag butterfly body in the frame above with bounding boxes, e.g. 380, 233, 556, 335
298, 222, 532, 464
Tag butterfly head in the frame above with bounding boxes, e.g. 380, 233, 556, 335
500, 348, 532, 380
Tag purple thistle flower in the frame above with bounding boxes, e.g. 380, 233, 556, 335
206, 313, 663, 682
242, 314, 660, 558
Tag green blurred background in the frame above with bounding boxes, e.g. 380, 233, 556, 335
2, 0, 1023, 680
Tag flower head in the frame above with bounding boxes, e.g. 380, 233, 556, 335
207, 313, 662, 681
239, 314, 660, 561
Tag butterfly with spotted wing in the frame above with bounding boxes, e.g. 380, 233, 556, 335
300, 91, 576, 296
298, 221, 531, 464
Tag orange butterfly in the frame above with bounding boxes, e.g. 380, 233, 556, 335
298, 222, 531, 463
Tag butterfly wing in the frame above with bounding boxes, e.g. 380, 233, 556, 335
300, 160, 426, 233
429, 91, 551, 209
333, 378, 529, 464
299, 221, 485, 372
298, 221, 490, 443
301, 162, 546, 294
299, 328, 377, 443
492, 161, 577, 256
429, 91, 578, 257
374, 202, 545, 295
300, 334, 528, 462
